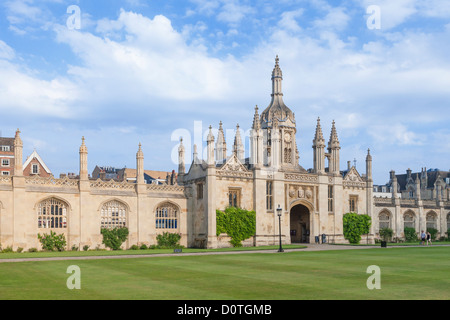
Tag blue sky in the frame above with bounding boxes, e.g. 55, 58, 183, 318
1, 0, 450, 184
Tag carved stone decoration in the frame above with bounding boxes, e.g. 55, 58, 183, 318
298, 188, 305, 198
220, 154, 248, 172
305, 188, 313, 199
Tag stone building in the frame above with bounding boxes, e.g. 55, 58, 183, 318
1, 57, 447, 251
373, 169, 450, 240
178, 56, 374, 248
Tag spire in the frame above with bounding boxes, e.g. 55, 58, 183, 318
313, 117, 325, 147
136, 143, 144, 185
328, 121, 340, 174
79, 136, 88, 181
328, 120, 340, 147
233, 124, 244, 162
216, 121, 227, 163
178, 137, 186, 175
252, 106, 261, 130
14, 129, 23, 176
207, 125, 215, 166
272, 55, 283, 96
178, 137, 185, 175
261, 56, 295, 128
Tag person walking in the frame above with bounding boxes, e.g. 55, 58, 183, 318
426, 231, 432, 246
420, 230, 426, 245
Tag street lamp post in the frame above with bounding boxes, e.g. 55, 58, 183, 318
277, 205, 284, 252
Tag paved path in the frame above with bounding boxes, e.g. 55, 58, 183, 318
0, 243, 447, 264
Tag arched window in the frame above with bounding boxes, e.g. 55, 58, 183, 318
38, 198, 68, 229
379, 211, 391, 230
156, 202, 179, 230
426, 212, 437, 230
403, 211, 415, 230
101, 200, 127, 229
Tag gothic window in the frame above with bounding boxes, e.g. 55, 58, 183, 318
328, 186, 333, 212
266, 181, 273, 211
197, 183, 203, 200
403, 212, 415, 230
38, 198, 68, 229
349, 195, 358, 213
426, 212, 437, 230
155, 202, 178, 230
228, 188, 241, 208
379, 211, 391, 229
101, 200, 127, 229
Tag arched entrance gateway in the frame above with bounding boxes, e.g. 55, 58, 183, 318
290, 204, 311, 243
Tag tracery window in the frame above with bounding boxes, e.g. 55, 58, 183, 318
266, 181, 273, 211
379, 211, 391, 230
101, 200, 127, 229
228, 188, 241, 208
426, 212, 437, 230
38, 198, 68, 229
156, 202, 179, 229
403, 212, 415, 229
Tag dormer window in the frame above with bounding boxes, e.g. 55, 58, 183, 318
32, 164, 39, 175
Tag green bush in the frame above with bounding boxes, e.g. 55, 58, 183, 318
38, 231, 67, 252
140, 244, 148, 250
343, 213, 371, 244
404, 227, 417, 242
101, 227, 129, 250
216, 207, 256, 247
2, 246, 13, 253
427, 228, 438, 241
156, 232, 182, 248
28, 248, 38, 253
130, 244, 140, 250
379, 228, 393, 242
83, 245, 90, 251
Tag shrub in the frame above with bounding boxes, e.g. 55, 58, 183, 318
71, 245, 79, 251
2, 246, 13, 253
130, 245, 140, 250
343, 213, 372, 244
404, 227, 418, 242
101, 227, 129, 250
28, 248, 38, 253
156, 232, 182, 248
216, 207, 256, 247
379, 228, 393, 242
83, 245, 90, 251
140, 244, 148, 250
38, 231, 67, 252
16, 247, 23, 253
427, 228, 438, 241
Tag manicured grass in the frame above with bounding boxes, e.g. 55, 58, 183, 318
0, 246, 448, 300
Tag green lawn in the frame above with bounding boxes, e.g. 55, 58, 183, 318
0, 246, 448, 300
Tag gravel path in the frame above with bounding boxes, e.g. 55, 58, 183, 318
3, 243, 445, 264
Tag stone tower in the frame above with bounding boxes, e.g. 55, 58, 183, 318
260, 56, 299, 171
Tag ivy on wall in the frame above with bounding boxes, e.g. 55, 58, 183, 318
343, 213, 371, 244
216, 207, 256, 247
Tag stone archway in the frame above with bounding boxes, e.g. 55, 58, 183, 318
290, 204, 310, 243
